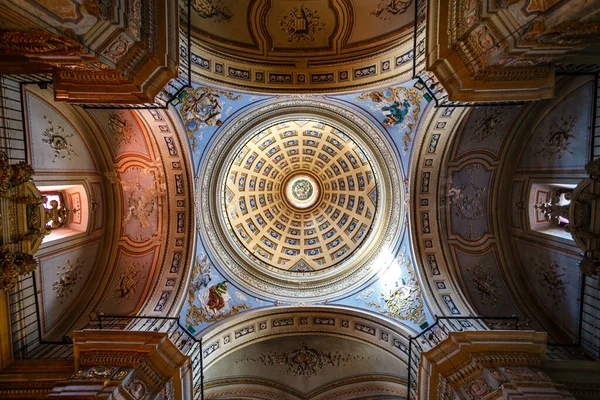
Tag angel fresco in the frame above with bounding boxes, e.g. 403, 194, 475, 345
357, 87, 421, 152
382, 98, 411, 127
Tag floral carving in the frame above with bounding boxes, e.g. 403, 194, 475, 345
239, 343, 364, 376
53, 258, 84, 302
357, 87, 422, 152
113, 262, 142, 301
470, 108, 507, 142
372, 0, 412, 19
469, 263, 500, 306
533, 260, 567, 307
107, 112, 134, 145
279, 5, 325, 43
537, 115, 576, 159
0, 30, 82, 56
41, 116, 77, 161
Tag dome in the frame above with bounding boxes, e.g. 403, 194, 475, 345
223, 120, 378, 274
198, 98, 405, 301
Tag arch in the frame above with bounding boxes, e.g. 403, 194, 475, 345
199, 305, 415, 370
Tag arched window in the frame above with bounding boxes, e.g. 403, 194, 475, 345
38, 184, 89, 243
529, 183, 576, 241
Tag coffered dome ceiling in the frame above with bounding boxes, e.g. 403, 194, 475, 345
198, 98, 405, 301
223, 120, 378, 273
189, 0, 416, 92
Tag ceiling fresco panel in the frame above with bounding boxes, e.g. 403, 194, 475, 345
39, 240, 102, 332
517, 80, 593, 171
513, 238, 582, 338
25, 91, 97, 172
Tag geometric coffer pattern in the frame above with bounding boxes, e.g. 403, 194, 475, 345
223, 120, 378, 272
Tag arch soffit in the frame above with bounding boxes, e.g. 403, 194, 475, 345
410, 75, 593, 342
199, 305, 416, 371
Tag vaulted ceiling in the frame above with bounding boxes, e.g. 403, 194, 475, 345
188, 0, 416, 92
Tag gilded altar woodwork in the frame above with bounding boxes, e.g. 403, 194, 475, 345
426, 0, 600, 102
0, 153, 47, 291
0, 0, 179, 104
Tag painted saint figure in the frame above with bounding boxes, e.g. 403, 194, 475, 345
198, 281, 231, 315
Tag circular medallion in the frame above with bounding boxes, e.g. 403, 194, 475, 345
285, 175, 320, 209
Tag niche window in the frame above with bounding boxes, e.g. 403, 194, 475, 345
529, 183, 575, 240
38, 185, 88, 242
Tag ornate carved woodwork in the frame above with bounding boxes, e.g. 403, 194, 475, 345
418, 331, 577, 399
0, 152, 47, 290
0, 0, 178, 104
427, 0, 600, 101
570, 159, 600, 276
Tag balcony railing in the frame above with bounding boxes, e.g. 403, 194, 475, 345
7, 273, 205, 398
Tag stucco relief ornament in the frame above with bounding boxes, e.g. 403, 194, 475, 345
372, 0, 412, 19
366, 248, 426, 324
537, 115, 576, 159
534, 260, 567, 307
53, 258, 84, 303
357, 87, 421, 152
192, 0, 233, 22
185, 254, 249, 327
179, 87, 241, 148
113, 262, 142, 301
239, 344, 364, 377
470, 108, 507, 142
448, 164, 486, 241
41, 116, 77, 161
469, 263, 500, 306
279, 4, 325, 43
123, 175, 156, 231
107, 112, 134, 145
